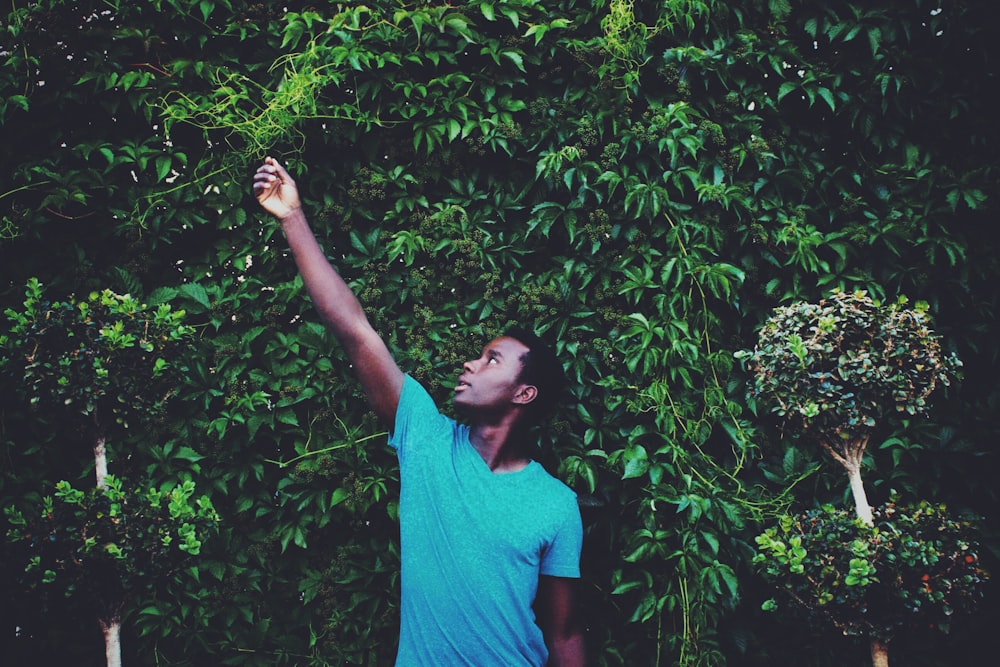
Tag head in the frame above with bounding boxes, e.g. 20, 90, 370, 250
452, 326, 566, 428
501, 325, 566, 428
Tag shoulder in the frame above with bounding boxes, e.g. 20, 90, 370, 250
398, 374, 434, 409
395, 374, 450, 421
528, 465, 580, 517
390, 375, 456, 452
531, 463, 576, 495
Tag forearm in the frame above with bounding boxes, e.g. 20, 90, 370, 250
548, 630, 585, 667
254, 158, 403, 422
277, 208, 404, 422
278, 209, 368, 341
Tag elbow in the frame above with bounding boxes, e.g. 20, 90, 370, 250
317, 305, 371, 342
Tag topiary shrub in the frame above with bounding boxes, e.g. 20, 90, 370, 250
0, 278, 212, 667
740, 289, 960, 525
740, 290, 985, 667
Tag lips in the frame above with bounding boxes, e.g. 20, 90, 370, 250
455, 377, 471, 391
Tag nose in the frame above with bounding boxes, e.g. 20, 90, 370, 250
462, 358, 477, 374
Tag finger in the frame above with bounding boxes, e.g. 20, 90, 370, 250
267, 158, 292, 181
252, 174, 277, 194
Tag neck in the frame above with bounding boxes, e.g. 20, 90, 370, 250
469, 421, 531, 472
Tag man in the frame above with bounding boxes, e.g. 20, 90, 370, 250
252, 157, 585, 666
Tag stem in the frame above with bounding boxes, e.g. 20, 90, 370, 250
263, 431, 388, 468
870, 637, 889, 667
823, 436, 873, 526
679, 576, 691, 666
94, 433, 109, 490
655, 599, 662, 667
0, 180, 53, 201
848, 464, 873, 526
100, 615, 123, 667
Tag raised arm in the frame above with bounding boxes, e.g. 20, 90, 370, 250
253, 157, 404, 423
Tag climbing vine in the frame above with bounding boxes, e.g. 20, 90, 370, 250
1, 1, 998, 666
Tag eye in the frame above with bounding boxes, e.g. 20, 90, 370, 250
487, 356, 499, 364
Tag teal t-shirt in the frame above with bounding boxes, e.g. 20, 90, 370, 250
389, 375, 582, 667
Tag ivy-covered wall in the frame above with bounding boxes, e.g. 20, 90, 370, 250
2, 1, 997, 665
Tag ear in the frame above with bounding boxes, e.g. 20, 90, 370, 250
512, 384, 538, 406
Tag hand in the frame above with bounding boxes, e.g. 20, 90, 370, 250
252, 157, 301, 221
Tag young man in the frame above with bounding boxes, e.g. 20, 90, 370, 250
253, 158, 585, 666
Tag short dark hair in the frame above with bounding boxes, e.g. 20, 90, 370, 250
504, 325, 566, 426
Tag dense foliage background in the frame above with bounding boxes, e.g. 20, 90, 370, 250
2, 1, 997, 665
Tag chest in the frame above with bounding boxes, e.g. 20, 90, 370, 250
400, 444, 560, 566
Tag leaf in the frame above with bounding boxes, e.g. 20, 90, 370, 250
524, 24, 548, 45
179, 283, 211, 309
701, 530, 720, 556
501, 50, 525, 71
276, 410, 299, 427
769, 0, 792, 20
155, 156, 172, 182
175, 446, 205, 463
867, 26, 882, 55
817, 87, 836, 111
447, 118, 461, 141
719, 565, 739, 598
330, 487, 350, 507
9, 95, 29, 112
500, 7, 520, 28
777, 82, 797, 101
622, 444, 649, 480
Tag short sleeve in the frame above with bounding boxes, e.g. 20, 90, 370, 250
389, 375, 451, 460
539, 493, 583, 578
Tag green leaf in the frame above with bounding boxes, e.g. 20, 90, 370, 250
817, 87, 836, 111
502, 50, 525, 71
701, 530, 720, 556
330, 487, 350, 507
179, 283, 211, 309
777, 82, 797, 101
622, 444, 649, 480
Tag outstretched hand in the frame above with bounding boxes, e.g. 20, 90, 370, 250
253, 157, 301, 221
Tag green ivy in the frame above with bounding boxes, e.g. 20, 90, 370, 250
2, 1, 998, 665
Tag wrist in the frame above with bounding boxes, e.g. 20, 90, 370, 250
277, 206, 305, 225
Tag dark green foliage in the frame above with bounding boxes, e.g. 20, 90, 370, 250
754, 500, 989, 642
740, 289, 959, 454
0, 278, 194, 432
4, 476, 219, 620
2, 1, 998, 665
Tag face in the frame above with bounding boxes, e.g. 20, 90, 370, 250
453, 336, 536, 417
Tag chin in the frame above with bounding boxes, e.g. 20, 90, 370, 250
452, 396, 479, 419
